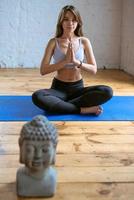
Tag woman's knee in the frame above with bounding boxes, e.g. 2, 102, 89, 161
104, 86, 113, 100
32, 90, 43, 104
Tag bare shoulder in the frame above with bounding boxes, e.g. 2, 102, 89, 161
44, 37, 56, 57
42, 38, 56, 62
47, 38, 56, 49
80, 36, 91, 46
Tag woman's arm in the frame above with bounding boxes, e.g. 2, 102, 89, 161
80, 37, 97, 74
40, 38, 66, 75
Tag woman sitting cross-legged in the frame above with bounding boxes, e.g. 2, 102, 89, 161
32, 5, 113, 115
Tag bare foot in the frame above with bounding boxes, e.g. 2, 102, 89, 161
80, 106, 103, 115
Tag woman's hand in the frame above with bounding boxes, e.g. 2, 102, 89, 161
65, 41, 72, 63
70, 44, 80, 66
65, 40, 80, 67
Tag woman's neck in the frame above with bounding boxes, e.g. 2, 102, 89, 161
61, 32, 76, 40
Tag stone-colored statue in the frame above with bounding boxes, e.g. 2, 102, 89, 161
16, 115, 58, 197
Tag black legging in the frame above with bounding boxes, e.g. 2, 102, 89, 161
32, 78, 113, 114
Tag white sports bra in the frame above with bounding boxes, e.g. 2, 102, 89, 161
53, 38, 84, 63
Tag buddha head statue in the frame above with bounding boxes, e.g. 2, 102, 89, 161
19, 115, 58, 172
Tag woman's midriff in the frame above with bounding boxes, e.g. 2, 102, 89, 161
55, 67, 82, 82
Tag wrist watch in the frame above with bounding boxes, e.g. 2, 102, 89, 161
77, 61, 82, 68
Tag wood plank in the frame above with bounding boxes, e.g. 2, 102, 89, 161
1, 122, 134, 142
0, 69, 134, 95
2, 141, 134, 155
2, 133, 134, 154
0, 182, 134, 200
1, 121, 134, 136
1, 166, 134, 183
1, 153, 134, 168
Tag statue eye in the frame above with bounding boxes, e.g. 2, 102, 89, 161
25, 145, 34, 154
26, 146, 32, 153
42, 148, 48, 153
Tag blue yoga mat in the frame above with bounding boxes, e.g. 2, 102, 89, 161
0, 95, 134, 121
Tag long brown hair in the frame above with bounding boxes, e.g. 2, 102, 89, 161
55, 5, 84, 37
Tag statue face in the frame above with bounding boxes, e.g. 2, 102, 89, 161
21, 140, 55, 171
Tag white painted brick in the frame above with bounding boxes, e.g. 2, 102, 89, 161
0, 0, 133, 75
121, 0, 134, 75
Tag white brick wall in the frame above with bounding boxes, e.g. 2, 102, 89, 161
121, 0, 134, 75
0, 0, 133, 75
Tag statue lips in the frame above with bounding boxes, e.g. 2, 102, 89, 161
32, 161, 42, 167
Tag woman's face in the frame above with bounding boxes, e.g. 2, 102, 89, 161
62, 11, 78, 33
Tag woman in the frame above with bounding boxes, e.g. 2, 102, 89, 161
32, 5, 113, 115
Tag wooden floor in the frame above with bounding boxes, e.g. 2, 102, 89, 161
0, 69, 134, 200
